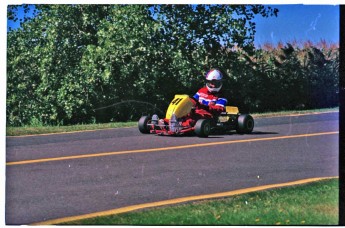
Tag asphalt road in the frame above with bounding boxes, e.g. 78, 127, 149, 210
6, 112, 339, 224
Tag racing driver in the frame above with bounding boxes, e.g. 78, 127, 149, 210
190, 68, 228, 119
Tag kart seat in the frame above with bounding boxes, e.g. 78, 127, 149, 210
222, 106, 239, 115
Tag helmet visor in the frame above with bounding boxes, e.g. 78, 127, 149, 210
206, 80, 222, 89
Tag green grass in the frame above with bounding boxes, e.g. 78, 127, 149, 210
61, 178, 339, 225
6, 107, 338, 136
6, 121, 137, 136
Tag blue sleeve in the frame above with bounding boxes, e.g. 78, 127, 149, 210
216, 98, 227, 107
193, 92, 200, 101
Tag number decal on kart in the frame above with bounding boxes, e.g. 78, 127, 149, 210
171, 98, 183, 105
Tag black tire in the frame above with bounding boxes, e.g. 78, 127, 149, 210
194, 119, 211, 137
236, 114, 254, 134
138, 116, 150, 134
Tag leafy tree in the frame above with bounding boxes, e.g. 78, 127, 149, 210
7, 5, 113, 125
235, 42, 339, 112
14, 4, 333, 127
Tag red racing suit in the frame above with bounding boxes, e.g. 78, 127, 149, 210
191, 87, 228, 117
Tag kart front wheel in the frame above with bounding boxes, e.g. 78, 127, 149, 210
236, 114, 254, 134
194, 119, 211, 137
138, 116, 151, 134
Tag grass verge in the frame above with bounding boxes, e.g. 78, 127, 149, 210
61, 178, 338, 225
6, 121, 137, 136
6, 107, 338, 136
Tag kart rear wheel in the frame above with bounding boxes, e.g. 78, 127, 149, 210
138, 116, 151, 134
194, 119, 211, 137
236, 114, 254, 134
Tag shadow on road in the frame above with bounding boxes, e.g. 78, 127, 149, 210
210, 131, 279, 138
215, 131, 279, 136
155, 131, 279, 138
250, 131, 279, 135
206, 136, 225, 138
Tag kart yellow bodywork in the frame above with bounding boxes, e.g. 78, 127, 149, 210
165, 94, 194, 119
165, 94, 239, 120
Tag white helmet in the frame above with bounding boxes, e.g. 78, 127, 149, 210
205, 69, 223, 92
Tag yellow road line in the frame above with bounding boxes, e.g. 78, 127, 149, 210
32, 176, 338, 225
7, 131, 338, 166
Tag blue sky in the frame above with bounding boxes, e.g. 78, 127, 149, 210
6, 4, 340, 47
253, 4, 339, 47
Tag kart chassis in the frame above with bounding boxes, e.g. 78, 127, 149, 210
139, 110, 254, 137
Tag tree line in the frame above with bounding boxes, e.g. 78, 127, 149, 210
7, 5, 338, 126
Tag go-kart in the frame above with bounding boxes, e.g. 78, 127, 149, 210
138, 94, 254, 137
